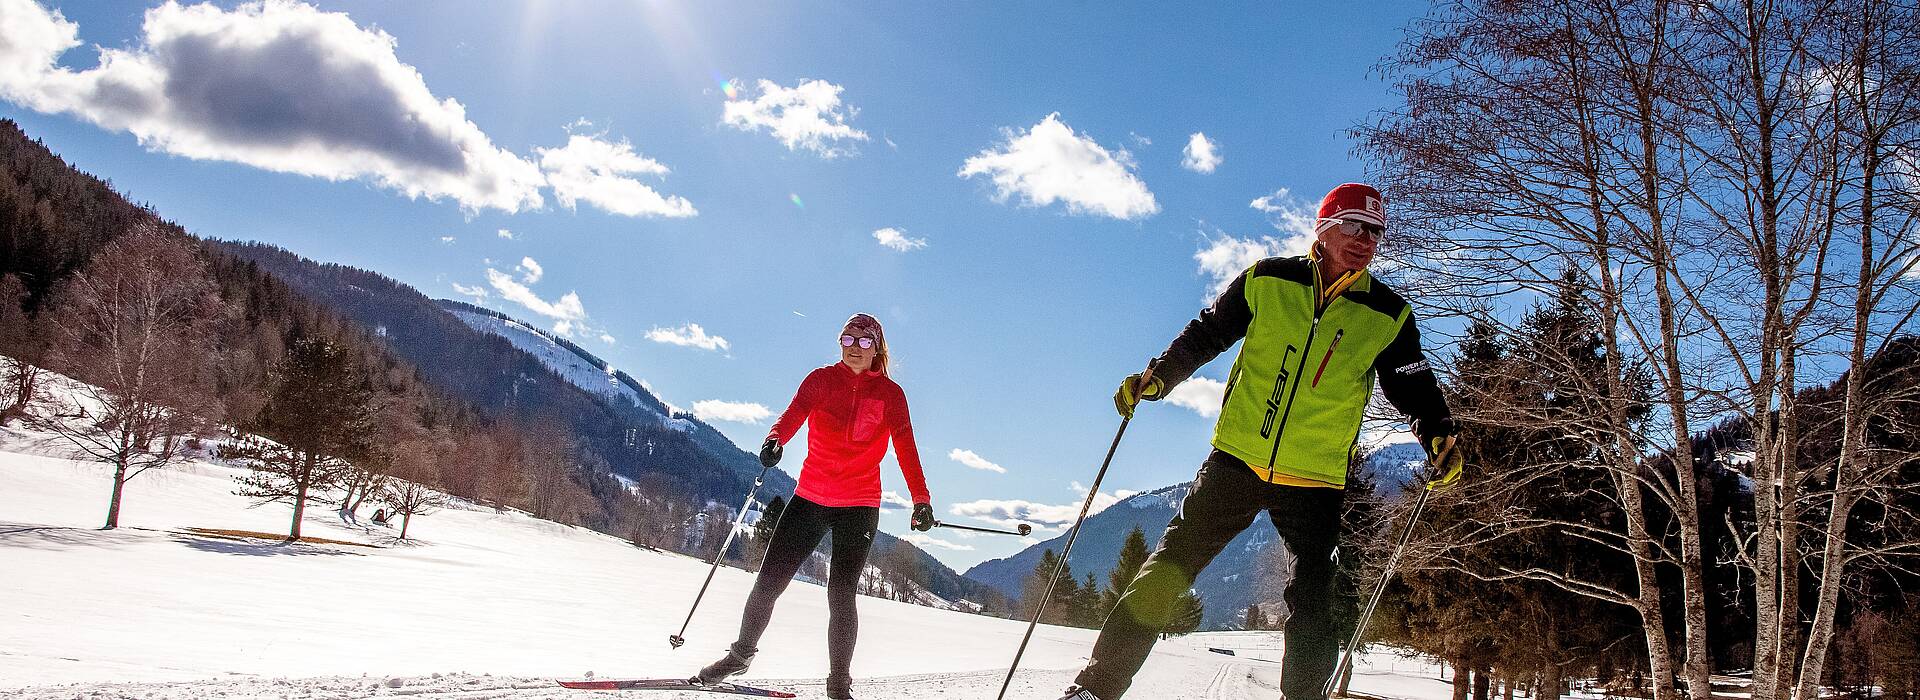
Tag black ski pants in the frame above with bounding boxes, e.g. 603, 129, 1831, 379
732, 495, 879, 680
1075, 449, 1346, 700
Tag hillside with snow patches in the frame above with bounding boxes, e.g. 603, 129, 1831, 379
442, 305, 690, 432
0, 359, 1458, 699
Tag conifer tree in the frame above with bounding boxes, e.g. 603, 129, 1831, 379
232, 335, 376, 541
1167, 589, 1205, 635
1102, 525, 1152, 619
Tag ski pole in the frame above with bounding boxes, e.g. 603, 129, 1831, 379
993, 366, 1153, 700
1326, 474, 1438, 697
934, 520, 1032, 537
669, 463, 777, 649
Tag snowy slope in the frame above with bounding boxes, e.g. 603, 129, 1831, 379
0, 439, 1455, 699
444, 307, 689, 431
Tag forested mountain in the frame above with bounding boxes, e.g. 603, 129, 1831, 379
210, 240, 783, 508
0, 118, 1004, 615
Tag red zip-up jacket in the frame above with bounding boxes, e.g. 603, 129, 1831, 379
769, 363, 930, 508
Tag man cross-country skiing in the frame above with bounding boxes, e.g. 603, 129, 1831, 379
1058, 183, 1464, 700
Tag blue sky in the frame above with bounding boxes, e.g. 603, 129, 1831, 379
2, 0, 1436, 569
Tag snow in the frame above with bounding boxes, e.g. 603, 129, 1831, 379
0, 361, 1460, 700
448, 310, 660, 418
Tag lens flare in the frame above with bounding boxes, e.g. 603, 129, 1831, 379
720, 78, 740, 100
789, 193, 804, 209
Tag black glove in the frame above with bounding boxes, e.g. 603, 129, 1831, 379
759, 436, 783, 468
911, 503, 935, 531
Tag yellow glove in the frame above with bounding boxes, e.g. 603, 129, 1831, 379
1423, 435, 1465, 490
1112, 371, 1165, 419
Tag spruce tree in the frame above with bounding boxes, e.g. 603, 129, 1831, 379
1102, 525, 1152, 619
232, 335, 376, 541
1167, 589, 1205, 634
1073, 572, 1103, 627
1022, 548, 1083, 625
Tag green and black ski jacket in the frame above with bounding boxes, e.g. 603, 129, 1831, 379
1151, 255, 1453, 487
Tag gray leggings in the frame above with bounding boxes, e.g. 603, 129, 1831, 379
732, 496, 879, 679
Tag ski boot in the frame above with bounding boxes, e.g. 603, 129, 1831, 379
826, 673, 854, 699
1058, 686, 1102, 700
691, 643, 756, 686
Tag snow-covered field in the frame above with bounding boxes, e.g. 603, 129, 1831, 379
0, 426, 1453, 699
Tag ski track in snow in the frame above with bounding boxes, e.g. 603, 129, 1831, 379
0, 652, 1450, 700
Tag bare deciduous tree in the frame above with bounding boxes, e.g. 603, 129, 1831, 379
31, 222, 223, 529
380, 478, 445, 541
1359, 1, 1920, 698
0, 273, 47, 426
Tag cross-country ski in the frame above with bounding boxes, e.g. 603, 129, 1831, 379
556, 677, 799, 696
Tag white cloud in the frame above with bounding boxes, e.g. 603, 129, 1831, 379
880, 491, 913, 510
517, 256, 543, 284
1250, 187, 1321, 236
497, 228, 517, 240
439, 235, 456, 244
1195, 233, 1310, 298
1072, 481, 1139, 505
1129, 132, 1152, 147
949, 484, 1136, 530
873, 227, 928, 252
535, 133, 696, 218
646, 323, 730, 352
722, 78, 869, 158
948, 448, 1007, 474
598, 333, 616, 345
485, 268, 585, 323
691, 399, 771, 424
1179, 187, 1325, 298
900, 533, 974, 552
1182, 132, 1222, 173
957, 113, 1159, 221
0, 0, 546, 213
1164, 376, 1227, 417
449, 281, 488, 301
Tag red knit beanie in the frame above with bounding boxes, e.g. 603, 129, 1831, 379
1315, 183, 1386, 231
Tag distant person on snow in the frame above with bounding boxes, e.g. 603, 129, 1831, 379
694, 313, 935, 700
1059, 183, 1464, 700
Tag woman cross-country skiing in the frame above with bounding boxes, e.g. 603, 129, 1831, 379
693, 313, 935, 700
